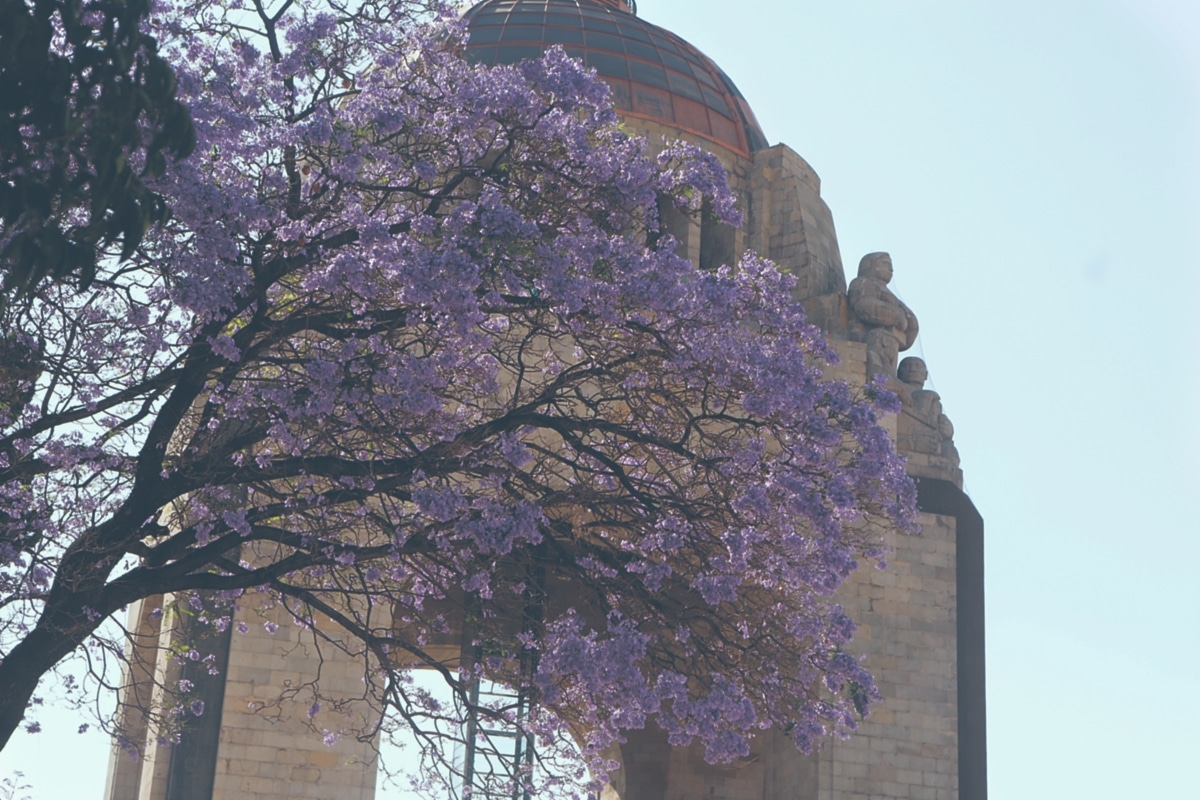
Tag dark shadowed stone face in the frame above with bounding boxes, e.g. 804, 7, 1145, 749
898, 357, 928, 386
462, 0, 769, 156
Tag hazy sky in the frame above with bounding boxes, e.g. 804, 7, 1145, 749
3, 1, 1198, 798
650, 1, 1199, 797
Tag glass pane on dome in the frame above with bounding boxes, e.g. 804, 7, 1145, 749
615, 23, 652, 43
544, 26, 584, 44
496, 44, 543, 61
673, 95, 710, 134
667, 70, 703, 102
737, 98, 768, 150
608, 79, 633, 111
693, 67, 717, 89
585, 31, 624, 52
580, 18, 619, 34
509, 10, 544, 22
465, 44, 498, 65
502, 25, 544, 41
468, 26, 503, 44
702, 86, 731, 117
633, 84, 673, 121
660, 51, 691, 75
585, 50, 629, 79
546, 13, 579, 26
709, 113, 740, 148
628, 60, 668, 89
623, 40, 659, 62
649, 34, 680, 54
715, 67, 747, 100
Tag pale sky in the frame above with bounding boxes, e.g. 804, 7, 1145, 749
3, 1, 1198, 798
656, 1, 1199, 797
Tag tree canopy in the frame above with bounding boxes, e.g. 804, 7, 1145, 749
0, 0, 195, 299
0, 1, 915, 795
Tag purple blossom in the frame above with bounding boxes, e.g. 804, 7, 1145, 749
221, 510, 251, 537
208, 334, 241, 362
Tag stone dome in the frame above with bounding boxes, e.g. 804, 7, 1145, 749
462, 0, 769, 157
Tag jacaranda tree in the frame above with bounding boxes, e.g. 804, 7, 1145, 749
0, 0, 195, 300
0, 0, 915, 794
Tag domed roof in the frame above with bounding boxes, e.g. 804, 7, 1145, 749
462, 0, 769, 157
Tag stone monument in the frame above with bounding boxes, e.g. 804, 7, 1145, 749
106, 2, 985, 799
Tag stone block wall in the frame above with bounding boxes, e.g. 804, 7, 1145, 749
603, 504, 961, 800
103, 597, 163, 800
746, 144, 847, 328
816, 510, 960, 800
208, 599, 381, 800
105, 595, 383, 800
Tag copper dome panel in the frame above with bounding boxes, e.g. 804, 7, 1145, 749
462, 0, 768, 157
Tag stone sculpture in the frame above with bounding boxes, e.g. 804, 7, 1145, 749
897, 356, 959, 466
847, 252, 918, 379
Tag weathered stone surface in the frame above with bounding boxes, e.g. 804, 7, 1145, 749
746, 144, 847, 329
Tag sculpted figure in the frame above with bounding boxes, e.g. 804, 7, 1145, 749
848, 252, 918, 379
898, 357, 940, 420
939, 413, 960, 463
897, 357, 959, 466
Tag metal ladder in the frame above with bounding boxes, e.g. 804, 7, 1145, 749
454, 654, 537, 800
453, 564, 544, 800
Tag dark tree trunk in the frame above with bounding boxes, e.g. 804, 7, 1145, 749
0, 607, 104, 750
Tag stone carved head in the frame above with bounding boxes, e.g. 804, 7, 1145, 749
898, 356, 928, 387
858, 251, 894, 283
